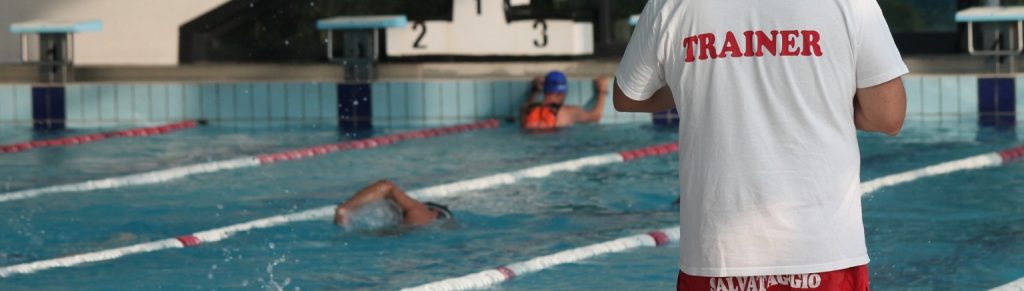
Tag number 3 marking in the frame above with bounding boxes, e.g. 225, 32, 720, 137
413, 21, 427, 49
533, 20, 548, 48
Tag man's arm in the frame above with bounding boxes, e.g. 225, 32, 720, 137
521, 77, 544, 114
334, 180, 432, 226
530, 76, 543, 103
572, 76, 610, 123
613, 84, 675, 113
854, 77, 906, 136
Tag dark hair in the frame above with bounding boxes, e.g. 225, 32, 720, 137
423, 202, 453, 220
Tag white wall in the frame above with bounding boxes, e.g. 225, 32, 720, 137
0, 0, 228, 65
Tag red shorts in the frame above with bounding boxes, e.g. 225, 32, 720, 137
677, 265, 869, 291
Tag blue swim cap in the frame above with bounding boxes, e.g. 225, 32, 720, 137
544, 71, 568, 94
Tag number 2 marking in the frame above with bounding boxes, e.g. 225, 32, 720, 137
533, 20, 548, 48
413, 21, 427, 49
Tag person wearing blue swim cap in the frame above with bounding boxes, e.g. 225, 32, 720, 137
520, 71, 609, 130
334, 180, 452, 227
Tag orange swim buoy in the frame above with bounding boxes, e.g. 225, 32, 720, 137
522, 103, 561, 130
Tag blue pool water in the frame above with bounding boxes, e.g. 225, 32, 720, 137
0, 118, 1021, 290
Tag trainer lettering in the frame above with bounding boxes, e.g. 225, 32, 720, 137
682, 30, 823, 63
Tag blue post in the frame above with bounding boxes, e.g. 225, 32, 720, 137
32, 86, 66, 130
653, 108, 679, 126
338, 83, 372, 132
978, 77, 1016, 127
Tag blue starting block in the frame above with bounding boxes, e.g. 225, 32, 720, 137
956, 6, 1024, 23
316, 15, 406, 132
316, 15, 407, 82
10, 20, 102, 34
956, 7, 1024, 58
9, 20, 102, 83
10, 20, 102, 130
317, 15, 407, 31
956, 7, 1024, 127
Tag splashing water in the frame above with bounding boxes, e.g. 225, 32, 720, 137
257, 255, 292, 291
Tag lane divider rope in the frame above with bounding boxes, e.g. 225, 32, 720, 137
860, 153, 1006, 195
991, 277, 1024, 291
403, 144, 1024, 290
403, 227, 680, 291
0, 120, 500, 204
0, 142, 679, 278
0, 120, 203, 154
988, 135, 1024, 291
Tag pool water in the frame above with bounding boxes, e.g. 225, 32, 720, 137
0, 118, 1021, 290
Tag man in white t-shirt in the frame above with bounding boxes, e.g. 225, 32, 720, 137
613, 0, 907, 290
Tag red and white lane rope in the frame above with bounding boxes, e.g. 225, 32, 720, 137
0, 120, 202, 154
0, 120, 500, 204
988, 139, 1024, 286
860, 152, 1006, 195
412, 144, 676, 201
859, 144, 1024, 195
0, 143, 679, 277
991, 277, 1024, 291
403, 226, 679, 291
402, 144, 1024, 291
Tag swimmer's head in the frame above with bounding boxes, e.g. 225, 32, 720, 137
543, 71, 568, 104
423, 202, 453, 220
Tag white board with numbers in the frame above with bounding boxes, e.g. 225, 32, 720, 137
386, 0, 594, 57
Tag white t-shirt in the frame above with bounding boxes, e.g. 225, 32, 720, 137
615, 0, 908, 277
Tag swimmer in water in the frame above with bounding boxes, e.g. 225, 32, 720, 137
334, 180, 453, 227
520, 71, 609, 130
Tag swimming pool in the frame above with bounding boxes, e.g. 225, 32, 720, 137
0, 118, 1021, 290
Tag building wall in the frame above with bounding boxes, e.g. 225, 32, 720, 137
0, 0, 228, 65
